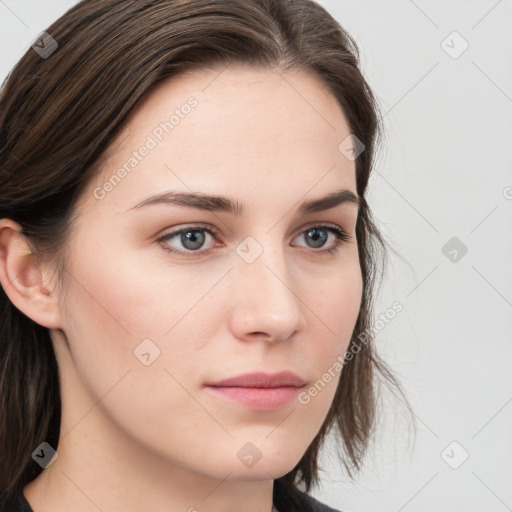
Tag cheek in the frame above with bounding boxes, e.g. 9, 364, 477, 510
61, 242, 226, 392
299, 260, 362, 411
59, 253, 223, 462
317, 259, 363, 352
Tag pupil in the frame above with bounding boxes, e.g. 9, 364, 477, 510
182, 230, 205, 250
307, 228, 327, 248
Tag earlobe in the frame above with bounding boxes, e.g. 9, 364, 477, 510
0, 218, 63, 330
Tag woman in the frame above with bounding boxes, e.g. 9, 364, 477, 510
0, 1, 408, 510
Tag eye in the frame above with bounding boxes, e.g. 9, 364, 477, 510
157, 223, 352, 257
157, 224, 219, 256
292, 225, 352, 255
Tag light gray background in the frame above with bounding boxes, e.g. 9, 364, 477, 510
1, 1, 511, 511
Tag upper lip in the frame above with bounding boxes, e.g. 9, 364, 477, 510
207, 371, 306, 388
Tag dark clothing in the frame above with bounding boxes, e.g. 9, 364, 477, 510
274, 481, 342, 511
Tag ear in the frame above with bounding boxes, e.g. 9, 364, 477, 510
0, 218, 63, 329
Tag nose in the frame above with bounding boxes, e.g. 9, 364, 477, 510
228, 241, 307, 344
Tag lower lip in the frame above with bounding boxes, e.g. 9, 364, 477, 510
205, 385, 302, 410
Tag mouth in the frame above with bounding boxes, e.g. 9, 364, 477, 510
204, 371, 306, 411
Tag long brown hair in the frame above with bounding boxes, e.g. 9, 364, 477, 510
0, 0, 411, 508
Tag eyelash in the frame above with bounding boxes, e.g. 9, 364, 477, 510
157, 223, 352, 257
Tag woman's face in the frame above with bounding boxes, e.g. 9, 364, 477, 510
53, 66, 362, 483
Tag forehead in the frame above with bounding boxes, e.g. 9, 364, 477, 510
77, 65, 356, 216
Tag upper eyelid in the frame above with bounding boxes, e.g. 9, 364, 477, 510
158, 221, 348, 239
157, 223, 218, 240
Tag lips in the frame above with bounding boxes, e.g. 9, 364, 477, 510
204, 371, 306, 410
207, 371, 306, 388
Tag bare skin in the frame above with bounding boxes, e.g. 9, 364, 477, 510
0, 65, 362, 512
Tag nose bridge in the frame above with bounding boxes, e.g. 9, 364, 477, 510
230, 232, 306, 340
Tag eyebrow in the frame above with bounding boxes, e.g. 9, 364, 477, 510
126, 187, 360, 215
